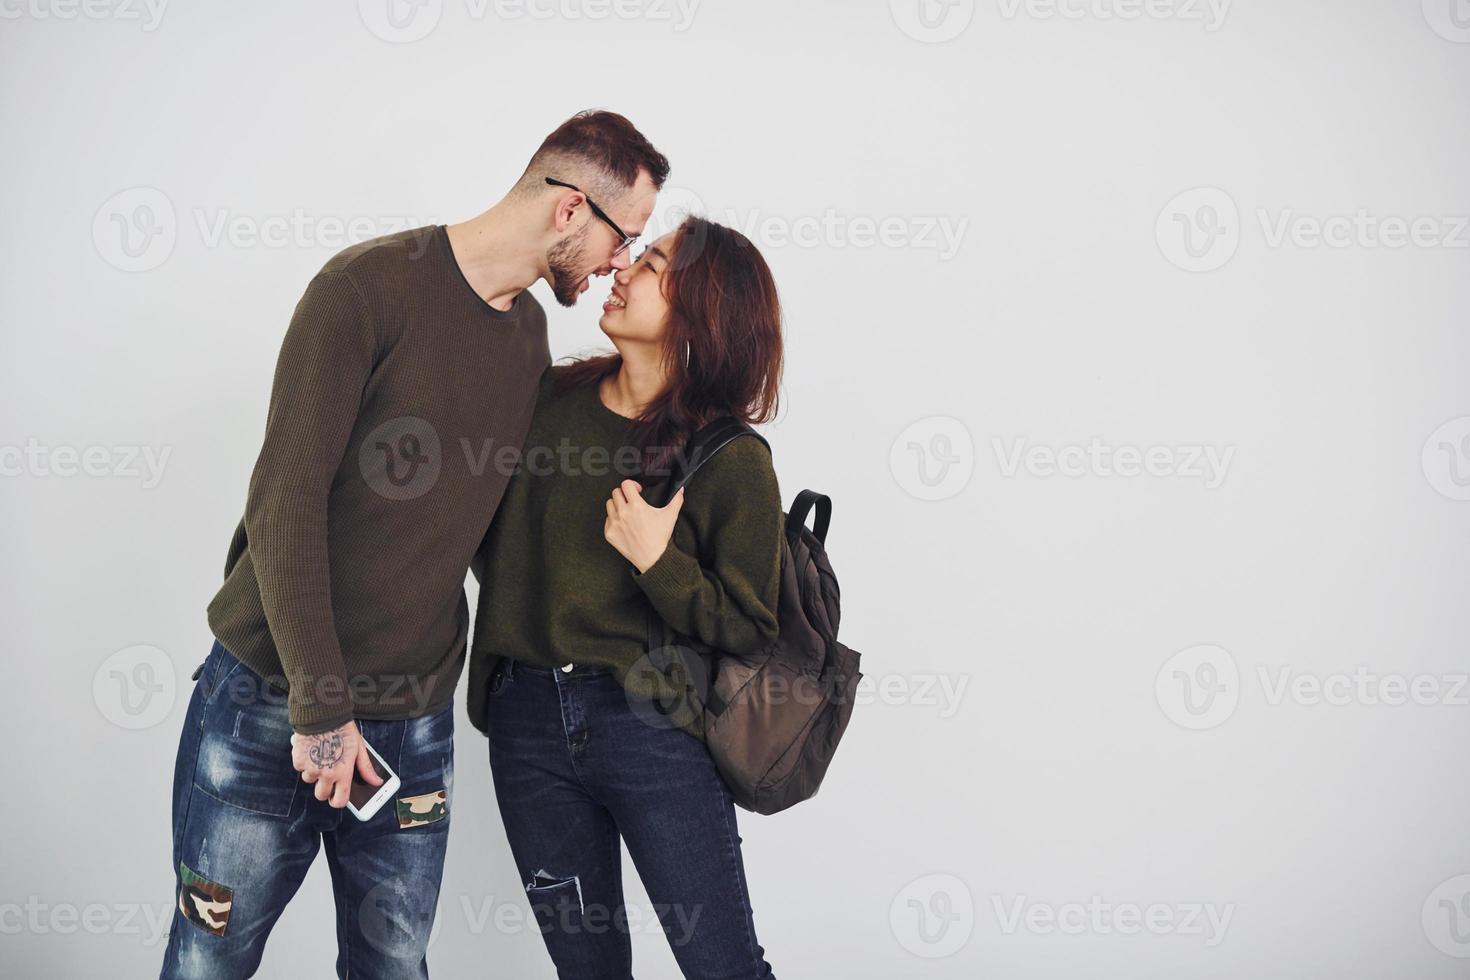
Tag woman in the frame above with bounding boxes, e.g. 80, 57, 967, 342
466, 215, 785, 979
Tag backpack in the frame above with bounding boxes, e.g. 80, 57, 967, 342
642, 417, 863, 815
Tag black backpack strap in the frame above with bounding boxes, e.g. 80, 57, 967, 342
648, 416, 769, 507
643, 415, 771, 703
786, 489, 831, 544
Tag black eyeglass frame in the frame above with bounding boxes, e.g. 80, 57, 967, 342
544, 177, 637, 257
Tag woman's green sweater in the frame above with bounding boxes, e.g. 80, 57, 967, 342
466, 371, 783, 738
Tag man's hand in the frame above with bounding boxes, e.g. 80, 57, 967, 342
289, 720, 382, 808
605, 480, 685, 573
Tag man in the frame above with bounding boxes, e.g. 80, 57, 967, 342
160, 110, 668, 979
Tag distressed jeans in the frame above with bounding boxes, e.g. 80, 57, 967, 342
484, 656, 777, 980
160, 639, 454, 980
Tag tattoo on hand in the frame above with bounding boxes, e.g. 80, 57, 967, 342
306, 732, 345, 769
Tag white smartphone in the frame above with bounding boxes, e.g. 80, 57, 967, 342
346, 736, 400, 822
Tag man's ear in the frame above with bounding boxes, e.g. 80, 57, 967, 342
552, 191, 582, 232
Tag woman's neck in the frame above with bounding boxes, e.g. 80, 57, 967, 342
601, 348, 666, 419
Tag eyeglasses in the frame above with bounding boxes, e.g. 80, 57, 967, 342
545, 177, 637, 257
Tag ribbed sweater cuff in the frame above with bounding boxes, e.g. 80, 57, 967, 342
630, 541, 702, 621
291, 707, 353, 736
282, 653, 354, 734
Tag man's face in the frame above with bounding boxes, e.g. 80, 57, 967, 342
548, 171, 659, 307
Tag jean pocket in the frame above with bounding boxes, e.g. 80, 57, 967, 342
199, 640, 243, 707
486, 657, 513, 698
193, 677, 299, 818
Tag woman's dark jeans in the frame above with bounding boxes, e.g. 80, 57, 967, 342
484, 657, 776, 979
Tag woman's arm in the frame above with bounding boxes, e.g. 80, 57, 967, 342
622, 436, 783, 658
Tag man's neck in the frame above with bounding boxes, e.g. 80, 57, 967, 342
444, 204, 544, 312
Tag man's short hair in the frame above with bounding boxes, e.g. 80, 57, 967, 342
517, 110, 670, 203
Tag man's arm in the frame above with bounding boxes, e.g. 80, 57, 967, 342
244, 269, 375, 735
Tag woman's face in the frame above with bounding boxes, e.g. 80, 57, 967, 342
598, 231, 676, 344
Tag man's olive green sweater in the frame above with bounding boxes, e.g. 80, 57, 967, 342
207, 224, 550, 734
467, 373, 783, 739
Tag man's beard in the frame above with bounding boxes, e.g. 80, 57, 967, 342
548, 227, 590, 307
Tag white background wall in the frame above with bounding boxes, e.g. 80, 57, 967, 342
3, 1, 1469, 976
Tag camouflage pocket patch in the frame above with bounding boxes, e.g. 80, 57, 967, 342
178, 860, 233, 937
396, 790, 448, 828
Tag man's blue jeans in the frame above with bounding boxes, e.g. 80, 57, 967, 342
160, 639, 454, 979
484, 656, 777, 979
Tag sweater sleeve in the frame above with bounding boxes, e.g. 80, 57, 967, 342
243, 270, 376, 734
630, 436, 782, 659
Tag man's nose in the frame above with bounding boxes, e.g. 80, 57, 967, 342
609, 248, 633, 273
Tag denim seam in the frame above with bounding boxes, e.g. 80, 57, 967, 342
340, 849, 355, 980
711, 759, 763, 971
386, 717, 409, 787
167, 649, 221, 965
191, 779, 301, 820
172, 675, 208, 905
203, 660, 243, 709
322, 833, 355, 978
553, 671, 597, 793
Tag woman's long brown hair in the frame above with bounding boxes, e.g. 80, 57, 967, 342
550, 215, 784, 479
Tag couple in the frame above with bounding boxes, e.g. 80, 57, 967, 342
161, 111, 784, 979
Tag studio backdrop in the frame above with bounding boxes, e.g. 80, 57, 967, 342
3, 2, 1469, 977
